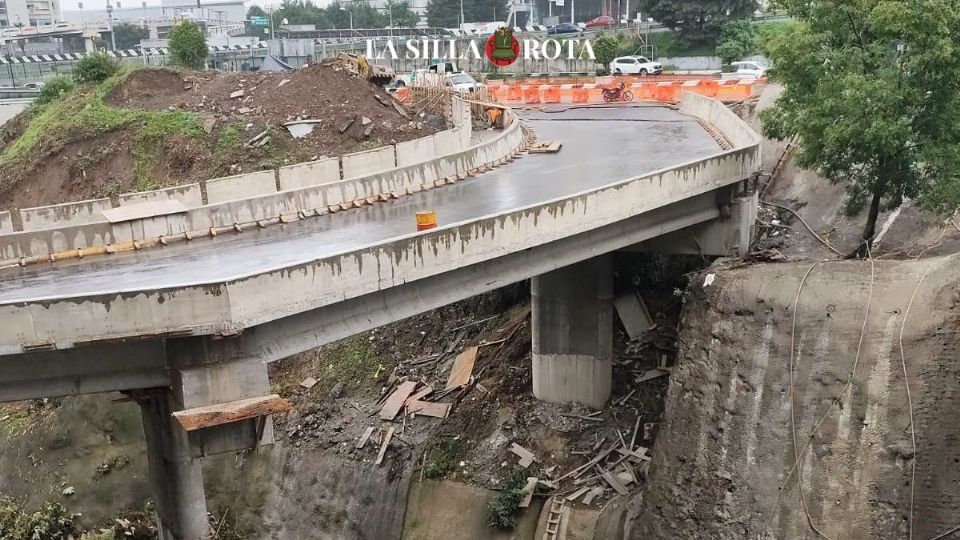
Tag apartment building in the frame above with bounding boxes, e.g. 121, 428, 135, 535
0, 0, 61, 27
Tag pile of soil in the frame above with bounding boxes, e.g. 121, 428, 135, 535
0, 64, 439, 210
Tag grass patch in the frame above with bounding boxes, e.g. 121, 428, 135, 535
0, 66, 203, 193
319, 336, 380, 388
216, 122, 243, 150
423, 438, 459, 479
356, 140, 382, 152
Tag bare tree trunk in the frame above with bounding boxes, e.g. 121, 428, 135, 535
850, 187, 883, 258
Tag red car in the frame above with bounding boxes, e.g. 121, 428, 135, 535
584, 15, 615, 28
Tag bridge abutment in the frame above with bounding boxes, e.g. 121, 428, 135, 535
531, 255, 613, 410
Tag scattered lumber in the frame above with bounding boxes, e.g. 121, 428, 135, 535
375, 426, 395, 465
356, 426, 375, 449
407, 400, 451, 418
519, 477, 538, 508
379, 381, 418, 421
445, 346, 478, 390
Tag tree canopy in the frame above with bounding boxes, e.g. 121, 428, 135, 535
761, 0, 960, 255
168, 21, 208, 70
715, 20, 757, 64
425, 0, 507, 28
245, 0, 419, 32
113, 22, 148, 50
638, 0, 756, 42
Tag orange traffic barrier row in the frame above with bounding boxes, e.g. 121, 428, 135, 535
487, 78, 758, 105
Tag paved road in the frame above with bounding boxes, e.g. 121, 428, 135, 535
0, 105, 721, 303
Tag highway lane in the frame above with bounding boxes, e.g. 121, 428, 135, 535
0, 105, 721, 303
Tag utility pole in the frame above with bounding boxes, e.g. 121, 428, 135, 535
570, 0, 574, 24
105, 0, 116, 51
458, 0, 464, 31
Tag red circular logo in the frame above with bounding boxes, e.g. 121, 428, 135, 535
485, 28, 520, 67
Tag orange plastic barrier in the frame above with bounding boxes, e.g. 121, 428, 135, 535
699, 79, 720, 97
523, 87, 541, 104
655, 82, 680, 102
572, 88, 589, 103
543, 87, 561, 103
506, 86, 522, 101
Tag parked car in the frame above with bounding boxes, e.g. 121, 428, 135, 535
730, 60, 768, 79
446, 71, 482, 92
584, 15, 614, 28
547, 23, 582, 36
21, 81, 44, 89
609, 56, 663, 75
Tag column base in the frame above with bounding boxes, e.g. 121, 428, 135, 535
532, 352, 612, 410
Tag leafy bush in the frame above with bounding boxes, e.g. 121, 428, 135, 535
34, 76, 75, 105
0, 498, 80, 539
423, 438, 458, 479
169, 21, 208, 70
73, 52, 119, 84
487, 472, 526, 529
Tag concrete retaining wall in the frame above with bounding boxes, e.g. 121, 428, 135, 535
341, 146, 396, 179
19, 199, 113, 232
119, 184, 203, 208
0, 212, 11, 234
396, 134, 440, 168
278, 158, 340, 191
0, 109, 524, 262
206, 171, 278, 204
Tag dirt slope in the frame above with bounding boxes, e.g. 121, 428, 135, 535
0, 64, 437, 210
634, 255, 960, 539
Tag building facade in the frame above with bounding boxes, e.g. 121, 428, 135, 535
0, 0, 61, 28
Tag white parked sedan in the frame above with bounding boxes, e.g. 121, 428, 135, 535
609, 56, 663, 75
730, 61, 768, 79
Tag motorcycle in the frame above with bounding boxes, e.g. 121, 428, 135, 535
602, 83, 634, 103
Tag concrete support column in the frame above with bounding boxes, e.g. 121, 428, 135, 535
531, 255, 613, 409
138, 391, 209, 540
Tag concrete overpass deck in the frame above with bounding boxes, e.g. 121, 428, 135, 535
0, 105, 721, 303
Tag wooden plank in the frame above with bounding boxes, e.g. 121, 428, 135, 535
616, 447, 651, 462
356, 426, 375, 449
445, 346, 479, 390
172, 394, 291, 432
407, 400, 451, 418
565, 487, 590, 502
509, 442, 536, 468
582, 486, 604, 505
405, 385, 434, 405
379, 381, 417, 421
528, 141, 562, 153
635, 368, 670, 383
600, 469, 629, 496
519, 477, 538, 508
375, 426, 395, 465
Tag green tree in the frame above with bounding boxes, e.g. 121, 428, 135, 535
34, 76, 75, 105
273, 0, 331, 30
385, 1, 420, 27
715, 20, 757, 64
425, 0, 507, 28
113, 22, 148, 50
168, 21, 208, 70
761, 0, 960, 256
593, 34, 620, 73
638, 0, 756, 42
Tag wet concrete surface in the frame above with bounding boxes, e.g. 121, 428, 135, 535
0, 105, 721, 303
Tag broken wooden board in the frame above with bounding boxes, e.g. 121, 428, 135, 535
635, 368, 670, 383
375, 426, 395, 465
600, 469, 629, 496
614, 290, 653, 341
405, 385, 434, 405
566, 487, 591, 502
379, 381, 418, 421
528, 140, 562, 153
172, 394, 291, 432
616, 447, 651, 462
509, 442, 536, 468
299, 376, 318, 389
356, 426, 376, 449
519, 477, 538, 508
407, 400, 451, 418
444, 346, 478, 390
582, 486, 604, 505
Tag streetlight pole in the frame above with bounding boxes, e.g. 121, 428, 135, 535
458, 0, 464, 31
105, 0, 116, 51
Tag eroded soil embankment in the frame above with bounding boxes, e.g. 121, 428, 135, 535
635, 256, 960, 539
